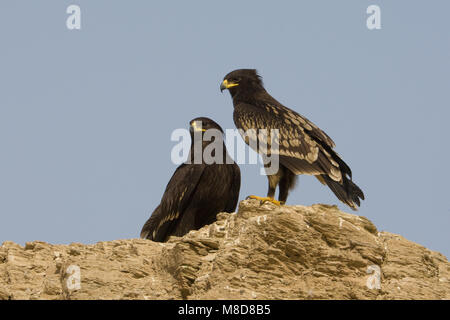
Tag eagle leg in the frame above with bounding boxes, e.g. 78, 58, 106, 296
278, 167, 297, 204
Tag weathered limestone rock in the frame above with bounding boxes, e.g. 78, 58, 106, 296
0, 200, 448, 300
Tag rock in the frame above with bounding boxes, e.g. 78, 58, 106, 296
0, 200, 448, 300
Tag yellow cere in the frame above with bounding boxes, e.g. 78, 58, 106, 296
222, 79, 239, 88
191, 121, 206, 132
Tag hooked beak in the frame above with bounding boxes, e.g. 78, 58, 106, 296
220, 79, 239, 92
190, 121, 206, 132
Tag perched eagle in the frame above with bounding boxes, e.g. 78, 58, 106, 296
140, 117, 241, 241
220, 69, 364, 210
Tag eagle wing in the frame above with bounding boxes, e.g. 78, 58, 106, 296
140, 163, 206, 241
224, 163, 241, 213
234, 102, 347, 182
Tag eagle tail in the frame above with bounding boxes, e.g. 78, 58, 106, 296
321, 174, 365, 211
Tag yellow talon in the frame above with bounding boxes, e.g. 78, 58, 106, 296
246, 195, 282, 206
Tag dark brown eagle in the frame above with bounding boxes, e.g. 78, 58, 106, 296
140, 117, 241, 241
220, 69, 364, 210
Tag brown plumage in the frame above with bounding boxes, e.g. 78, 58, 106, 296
220, 69, 364, 210
140, 117, 241, 241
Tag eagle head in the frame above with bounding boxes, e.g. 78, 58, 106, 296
220, 69, 264, 95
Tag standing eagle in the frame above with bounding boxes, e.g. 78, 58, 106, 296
220, 69, 364, 210
140, 117, 241, 241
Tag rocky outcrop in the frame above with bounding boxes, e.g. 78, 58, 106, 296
0, 200, 448, 300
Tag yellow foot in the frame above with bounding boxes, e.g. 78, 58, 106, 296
246, 195, 282, 206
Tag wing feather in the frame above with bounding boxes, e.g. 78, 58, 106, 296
140, 164, 206, 241
224, 164, 241, 213
234, 102, 342, 180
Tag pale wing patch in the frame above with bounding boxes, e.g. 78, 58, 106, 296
329, 166, 342, 182
236, 104, 341, 181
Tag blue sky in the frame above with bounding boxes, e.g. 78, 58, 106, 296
0, 1, 449, 258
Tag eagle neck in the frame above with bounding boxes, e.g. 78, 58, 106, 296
187, 135, 228, 164
231, 89, 268, 106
